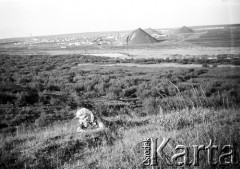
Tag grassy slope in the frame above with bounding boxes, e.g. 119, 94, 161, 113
1, 108, 239, 168
0, 54, 240, 168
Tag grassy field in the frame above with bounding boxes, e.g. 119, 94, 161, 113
0, 53, 240, 168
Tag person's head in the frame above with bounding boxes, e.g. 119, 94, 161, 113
75, 107, 95, 127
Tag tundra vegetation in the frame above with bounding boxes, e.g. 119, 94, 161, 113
0, 54, 239, 168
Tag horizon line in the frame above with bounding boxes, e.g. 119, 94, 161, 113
1, 23, 240, 41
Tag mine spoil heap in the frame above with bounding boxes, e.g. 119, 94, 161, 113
127, 28, 159, 45
144, 28, 161, 36
176, 26, 194, 33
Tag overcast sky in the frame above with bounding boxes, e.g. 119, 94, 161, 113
0, 0, 240, 39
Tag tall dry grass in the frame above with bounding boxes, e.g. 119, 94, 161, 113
0, 84, 239, 168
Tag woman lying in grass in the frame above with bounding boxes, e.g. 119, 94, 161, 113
75, 107, 107, 133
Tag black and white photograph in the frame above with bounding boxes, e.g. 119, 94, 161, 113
0, 0, 240, 168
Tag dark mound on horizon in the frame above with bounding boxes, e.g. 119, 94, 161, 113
144, 28, 161, 36
176, 26, 194, 33
127, 28, 159, 45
